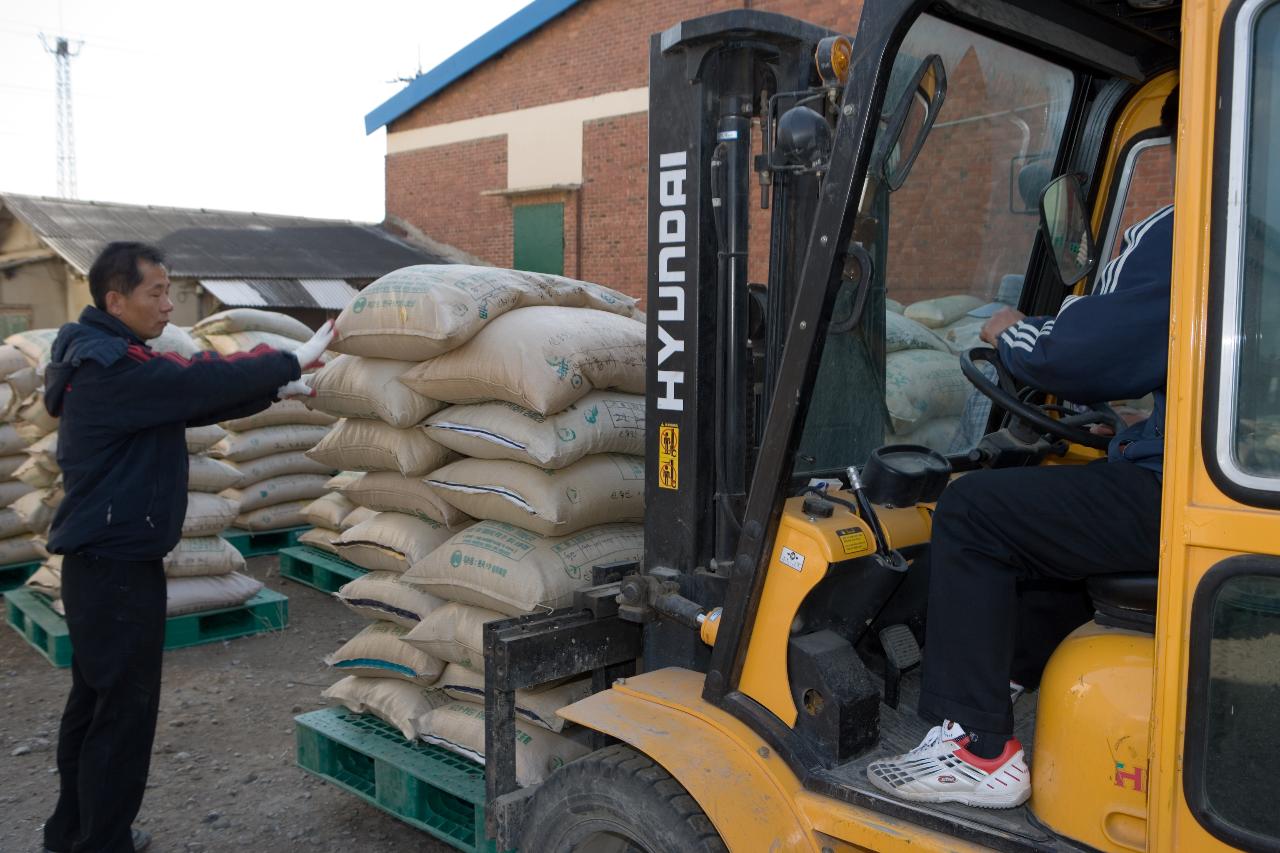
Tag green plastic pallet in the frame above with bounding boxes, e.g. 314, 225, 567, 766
296, 707, 498, 853
5, 587, 290, 668
279, 546, 367, 593
0, 560, 40, 595
221, 525, 310, 557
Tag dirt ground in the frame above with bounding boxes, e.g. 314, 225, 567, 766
1, 554, 455, 853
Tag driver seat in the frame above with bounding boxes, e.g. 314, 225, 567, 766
1087, 574, 1157, 633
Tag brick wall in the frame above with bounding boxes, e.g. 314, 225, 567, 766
1108, 144, 1174, 260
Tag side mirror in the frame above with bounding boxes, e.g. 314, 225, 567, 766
1038, 173, 1096, 285
882, 55, 947, 191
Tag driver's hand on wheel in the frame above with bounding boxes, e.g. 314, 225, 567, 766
980, 308, 1026, 345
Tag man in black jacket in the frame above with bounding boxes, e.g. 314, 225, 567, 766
40, 242, 333, 853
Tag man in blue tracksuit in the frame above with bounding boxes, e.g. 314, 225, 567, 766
40, 242, 333, 853
868, 88, 1177, 808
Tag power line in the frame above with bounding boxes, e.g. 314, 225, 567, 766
39, 33, 82, 199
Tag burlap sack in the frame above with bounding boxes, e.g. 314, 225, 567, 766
164, 536, 246, 577
886, 311, 950, 353
199, 330, 306, 357
0, 533, 43, 564
341, 506, 377, 530
0, 344, 28, 377
165, 572, 262, 616
7, 366, 40, 399
194, 308, 313, 341
0, 423, 27, 456
25, 559, 62, 596
11, 489, 52, 534
308, 355, 446, 428
221, 399, 337, 432
326, 471, 363, 491
186, 425, 228, 454
302, 493, 355, 529
402, 601, 504, 674
334, 512, 460, 574
209, 424, 332, 463
335, 571, 446, 628
222, 473, 329, 513
232, 451, 335, 487
147, 323, 202, 358
331, 264, 638, 361
0, 386, 15, 422
235, 499, 310, 531
5, 329, 58, 367
0, 453, 26, 480
306, 418, 456, 477
889, 416, 962, 453
188, 455, 243, 493
885, 349, 970, 434
420, 701, 590, 787
402, 521, 644, 616
322, 676, 453, 741
183, 492, 240, 536
437, 664, 589, 733
325, 621, 444, 685
27, 432, 58, 472
15, 397, 58, 442
297, 526, 340, 554
426, 454, 644, 537
903, 294, 984, 328
425, 391, 645, 469
338, 471, 471, 527
0, 506, 27, 539
0, 480, 34, 508
14, 456, 56, 488
399, 306, 646, 416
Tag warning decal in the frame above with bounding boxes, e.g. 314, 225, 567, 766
837, 527, 869, 555
658, 423, 679, 490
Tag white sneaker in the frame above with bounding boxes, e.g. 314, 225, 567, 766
866, 721, 1031, 809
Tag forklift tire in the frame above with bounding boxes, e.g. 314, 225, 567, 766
518, 744, 728, 853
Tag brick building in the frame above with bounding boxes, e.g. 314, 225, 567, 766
369, 0, 1172, 307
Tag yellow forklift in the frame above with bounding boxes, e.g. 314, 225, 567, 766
479, 1, 1280, 850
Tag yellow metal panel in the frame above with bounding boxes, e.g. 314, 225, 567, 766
559, 668, 993, 853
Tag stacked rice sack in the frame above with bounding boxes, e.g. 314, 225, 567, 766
1, 331, 61, 567
190, 309, 338, 532
314, 264, 647, 786
884, 296, 986, 452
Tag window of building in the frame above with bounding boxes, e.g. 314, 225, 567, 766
513, 203, 565, 275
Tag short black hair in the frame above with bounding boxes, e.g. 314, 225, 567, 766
1161, 85, 1179, 138
88, 242, 167, 310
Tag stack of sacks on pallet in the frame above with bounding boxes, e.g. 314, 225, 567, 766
884, 298, 981, 452
2, 331, 61, 566
0, 343, 39, 519
296, 473, 357, 555
310, 264, 646, 784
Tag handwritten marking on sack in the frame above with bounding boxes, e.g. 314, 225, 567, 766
658, 424, 679, 490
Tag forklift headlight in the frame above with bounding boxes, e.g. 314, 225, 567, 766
815, 35, 852, 87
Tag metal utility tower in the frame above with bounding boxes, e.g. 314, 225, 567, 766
40, 34, 83, 199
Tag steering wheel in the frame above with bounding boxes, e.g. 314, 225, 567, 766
959, 347, 1126, 451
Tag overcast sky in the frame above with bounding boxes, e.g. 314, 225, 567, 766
0, 0, 528, 222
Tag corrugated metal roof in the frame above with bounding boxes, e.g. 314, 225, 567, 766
364, 0, 583, 134
200, 278, 359, 310
1, 193, 450, 277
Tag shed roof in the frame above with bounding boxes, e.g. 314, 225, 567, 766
0, 193, 449, 278
364, 0, 583, 134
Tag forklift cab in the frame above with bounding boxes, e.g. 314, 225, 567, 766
484, 3, 1280, 852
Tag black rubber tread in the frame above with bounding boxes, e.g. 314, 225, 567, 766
519, 743, 728, 853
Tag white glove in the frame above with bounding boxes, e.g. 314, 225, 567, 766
276, 379, 315, 400
292, 320, 336, 370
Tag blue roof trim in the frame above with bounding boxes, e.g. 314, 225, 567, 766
364, 0, 583, 134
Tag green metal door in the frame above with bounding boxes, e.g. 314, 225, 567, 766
513, 203, 565, 275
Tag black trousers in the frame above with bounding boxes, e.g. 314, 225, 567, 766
44, 554, 166, 853
918, 462, 1162, 736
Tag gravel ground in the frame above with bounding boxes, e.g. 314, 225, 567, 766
0, 554, 455, 853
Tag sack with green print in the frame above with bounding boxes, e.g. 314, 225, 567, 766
420, 700, 591, 787
325, 621, 444, 686
884, 349, 971, 434
400, 520, 644, 616
424, 391, 645, 469
425, 454, 644, 537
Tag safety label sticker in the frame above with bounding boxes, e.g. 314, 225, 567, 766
779, 547, 805, 572
658, 423, 679, 490
836, 527, 869, 555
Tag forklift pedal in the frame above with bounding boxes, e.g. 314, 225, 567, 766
879, 624, 922, 710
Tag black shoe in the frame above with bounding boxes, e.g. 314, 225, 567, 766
44, 827, 150, 853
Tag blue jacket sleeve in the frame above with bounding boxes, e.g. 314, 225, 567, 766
103, 344, 300, 431
996, 206, 1173, 404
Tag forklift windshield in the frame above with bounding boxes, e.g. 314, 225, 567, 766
795, 15, 1075, 476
